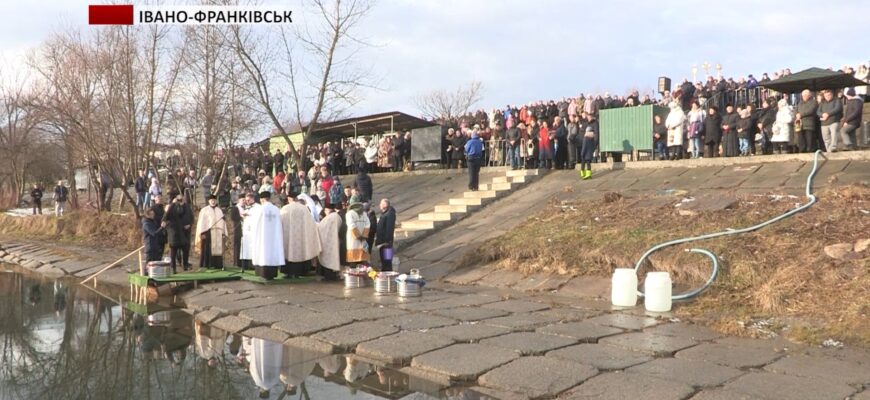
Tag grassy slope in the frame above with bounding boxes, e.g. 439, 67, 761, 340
461, 184, 870, 347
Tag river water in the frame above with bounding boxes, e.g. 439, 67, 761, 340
0, 266, 486, 400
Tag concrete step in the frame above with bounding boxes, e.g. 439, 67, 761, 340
449, 197, 484, 206
505, 169, 540, 177
492, 175, 530, 184
418, 212, 455, 222
399, 219, 435, 230
463, 190, 498, 199
435, 204, 478, 213
479, 182, 512, 191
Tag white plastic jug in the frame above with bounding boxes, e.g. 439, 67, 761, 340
644, 272, 672, 312
611, 268, 638, 307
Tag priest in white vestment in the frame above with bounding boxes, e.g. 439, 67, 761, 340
239, 197, 257, 271
195, 194, 227, 269
279, 201, 321, 278
249, 338, 282, 399
316, 209, 342, 280
250, 191, 284, 280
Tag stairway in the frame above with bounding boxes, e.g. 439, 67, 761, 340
395, 169, 543, 244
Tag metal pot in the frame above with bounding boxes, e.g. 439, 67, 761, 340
147, 261, 172, 279
344, 273, 369, 289
397, 281, 422, 297
374, 272, 399, 295
147, 311, 172, 326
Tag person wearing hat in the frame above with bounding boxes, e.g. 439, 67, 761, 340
842, 88, 864, 150
163, 190, 194, 273
345, 195, 371, 266
195, 194, 227, 269
579, 112, 599, 179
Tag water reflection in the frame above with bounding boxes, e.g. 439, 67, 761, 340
0, 267, 500, 400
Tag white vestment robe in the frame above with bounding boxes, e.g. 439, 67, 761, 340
251, 202, 285, 267
250, 338, 283, 391
240, 204, 257, 261
317, 212, 342, 271
195, 205, 226, 254
280, 202, 322, 263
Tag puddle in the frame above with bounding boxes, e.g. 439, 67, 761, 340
0, 264, 496, 399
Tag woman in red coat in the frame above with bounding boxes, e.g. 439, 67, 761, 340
538, 120, 552, 169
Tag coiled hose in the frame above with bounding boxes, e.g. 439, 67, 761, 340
634, 150, 825, 300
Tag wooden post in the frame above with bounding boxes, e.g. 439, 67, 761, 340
138, 250, 144, 276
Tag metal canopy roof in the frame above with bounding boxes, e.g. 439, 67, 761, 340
297, 111, 436, 144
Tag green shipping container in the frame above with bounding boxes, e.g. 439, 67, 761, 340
599, 105, 668, 153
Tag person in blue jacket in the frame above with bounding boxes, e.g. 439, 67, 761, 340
142, 207, 165, 262
464, 126, 484, 191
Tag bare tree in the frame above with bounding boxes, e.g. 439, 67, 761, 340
230, 0, 377, 169
0, 68, 44, 207
414, 80, 485, 123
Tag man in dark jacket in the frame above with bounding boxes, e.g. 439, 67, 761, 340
273, 150, 285, 175
402, 131, 412, 170
142, 208, 164, 262
354, 166, 373, 203
162, 191, 194, 273
704, 106, 723, 157
551, 116, 569, 169
451, 131, 466, 169
505, 122, 521, 169
375, 198, 396, 271
795, 89, 819, 152
817, 89, 845, 152
842, 88, 864, 150
392, 134, 405, 172
134, 170, 147, 212
30, 184, 43, 215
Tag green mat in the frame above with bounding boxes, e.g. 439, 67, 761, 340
129, 267, 319, 285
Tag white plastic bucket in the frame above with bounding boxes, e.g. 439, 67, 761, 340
644, 271, 672, 312
611, 268, 638, 307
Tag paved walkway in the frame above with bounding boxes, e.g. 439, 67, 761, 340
2, 231, 870, 399
1, 153, 869, 399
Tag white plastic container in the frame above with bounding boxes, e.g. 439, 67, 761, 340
611, 268, 638, 307
644, 272, 672, 312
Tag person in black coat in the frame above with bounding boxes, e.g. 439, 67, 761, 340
273, 150, 285, 175
162, 191, 194, 273
392, 134, 405, 172
354, 166, 373, 203
757, 99, 777, 154
375, 199, 396, 271
451, 132, 466, 169
551, 116, 569, 169
364, 202, 377, 256
142, 208, 165, 262
721, 104, 740, 157
229, 197, 244, 268
704, 106, 723, 157
30, 185, 43, 215
150, 194, 167, 256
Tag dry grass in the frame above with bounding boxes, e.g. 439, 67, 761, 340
461, 184, 870, 347
0, 211, 142, 251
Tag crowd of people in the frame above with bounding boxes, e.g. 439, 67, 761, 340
139, 158, 396, 280
431, 63, 868, 170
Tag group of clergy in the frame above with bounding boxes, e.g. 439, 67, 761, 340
193, 189, 386, 280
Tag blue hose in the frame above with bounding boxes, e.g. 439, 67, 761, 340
634, 150, 825, 300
